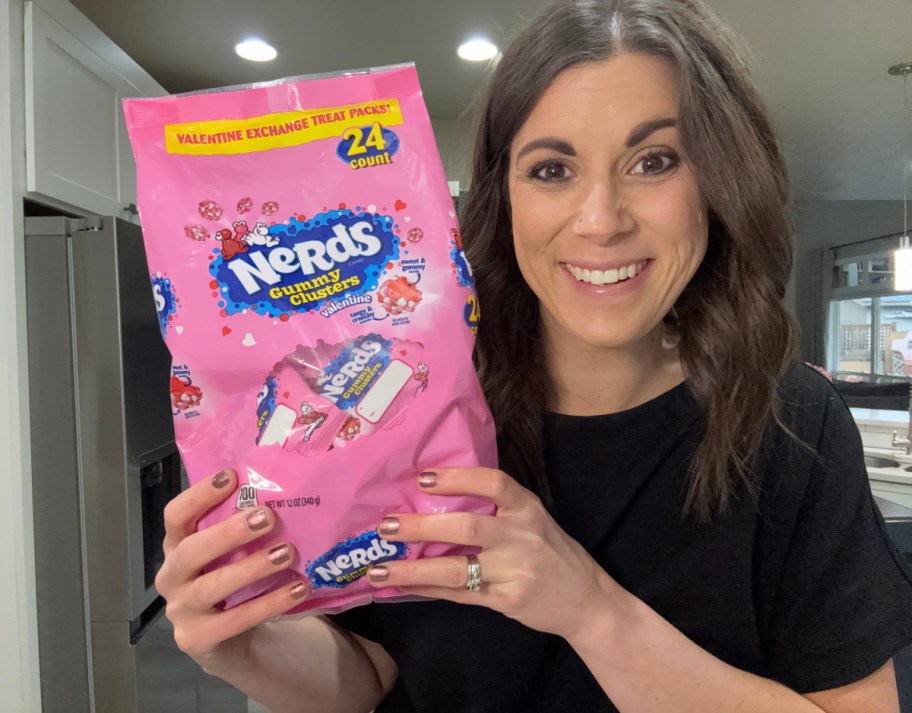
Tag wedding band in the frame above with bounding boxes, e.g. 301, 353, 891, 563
466, 554, 483, 592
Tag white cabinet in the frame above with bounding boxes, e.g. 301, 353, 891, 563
24, 1, 163, 220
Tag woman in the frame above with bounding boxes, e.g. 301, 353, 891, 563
156, 1, 912, 711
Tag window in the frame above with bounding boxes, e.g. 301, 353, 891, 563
829, 296, 912, 380
831, 256, 894, 291
823, 235, 912, 394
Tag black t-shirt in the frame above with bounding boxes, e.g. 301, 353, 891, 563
332, 364, 912, 712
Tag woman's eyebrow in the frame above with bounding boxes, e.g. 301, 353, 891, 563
626, 117, 676, 147
515, 137, 576, 161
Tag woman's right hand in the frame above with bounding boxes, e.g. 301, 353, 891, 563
155, 468, 311, 675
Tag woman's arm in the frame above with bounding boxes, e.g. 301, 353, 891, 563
157, 469, 397, 713
368, 467, 901, 713
569, 579, 899, 713
204, 616, 397, 713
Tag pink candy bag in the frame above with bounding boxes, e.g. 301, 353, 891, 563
124, 64, 496, 614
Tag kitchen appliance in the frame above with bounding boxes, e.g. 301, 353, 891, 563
25, 216, 245, 712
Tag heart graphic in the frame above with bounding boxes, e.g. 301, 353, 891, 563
221, 326, 232, 336
400, 350, 407, 356
395, 200, 407, 212
404, 216, 411, 223
175, 325, 184, 335
368, 204, 377, 213
449, 210, 456, 218
242, 333, 256, 347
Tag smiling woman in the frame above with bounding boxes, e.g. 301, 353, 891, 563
330, 0, 912, 711
508, 55, 708, 364
148, 1, 912, 712
463, 4, 796, 520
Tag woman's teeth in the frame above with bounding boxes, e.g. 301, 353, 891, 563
565, 261, 646, 286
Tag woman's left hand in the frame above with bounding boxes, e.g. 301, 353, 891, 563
366, 467, 622, 641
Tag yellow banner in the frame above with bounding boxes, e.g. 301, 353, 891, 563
165, 99, 403, 155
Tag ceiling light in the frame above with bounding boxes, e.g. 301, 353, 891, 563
457, 39, 498, 62
235, 39, 277, 62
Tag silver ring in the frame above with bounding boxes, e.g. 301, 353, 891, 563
465, 554, 483, 592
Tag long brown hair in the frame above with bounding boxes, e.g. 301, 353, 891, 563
461, 0, 797, 521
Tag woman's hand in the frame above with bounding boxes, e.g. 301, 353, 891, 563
365, 467, 622, 641
155, 468, 311, 675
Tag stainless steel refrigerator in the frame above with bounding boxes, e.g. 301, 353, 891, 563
25, 216, 246, 713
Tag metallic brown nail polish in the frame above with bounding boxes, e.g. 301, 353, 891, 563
368, 566, 390, 582
379, 517, 400, 536
246, 508, 269, 530
212, 470, 231, 489
268, 544, 292, 565
418, 471, 437, 488
289, 582, 310, 599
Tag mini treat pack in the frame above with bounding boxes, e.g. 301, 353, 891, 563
124, 64, 496, 614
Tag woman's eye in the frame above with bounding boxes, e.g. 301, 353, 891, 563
631, 150, 679, 176
529, 160, 570, 182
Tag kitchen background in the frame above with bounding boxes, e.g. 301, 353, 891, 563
1, 0, 911, 711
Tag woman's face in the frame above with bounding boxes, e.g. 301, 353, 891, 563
508, 54, 708, 353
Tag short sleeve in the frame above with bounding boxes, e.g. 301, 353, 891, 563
763, 380, 912, 693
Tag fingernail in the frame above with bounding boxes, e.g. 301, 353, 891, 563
379, 517, 400, 536
268, 544, 292, 565
246, 508, 269, 531
212, 470, 231, 489
289, 582, 310, 600
368, 565, 390, 583
418, 471, 437, 488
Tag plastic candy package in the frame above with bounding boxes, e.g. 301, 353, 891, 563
124, 64, 496, 615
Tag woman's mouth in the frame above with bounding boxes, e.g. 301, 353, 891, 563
561, 260, 649, 286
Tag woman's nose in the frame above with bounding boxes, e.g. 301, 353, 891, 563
571, 180, 634, 243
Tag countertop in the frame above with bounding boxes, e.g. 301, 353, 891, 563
861, 445, 912, 485
875, 495, 912, 521
850, 407, 908, 429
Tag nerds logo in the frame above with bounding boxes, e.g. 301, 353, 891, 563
151, 275, 176, 339
306, 531, 406, 589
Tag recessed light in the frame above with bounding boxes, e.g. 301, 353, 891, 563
235, 39, 277, 62
457, 38, 498, 62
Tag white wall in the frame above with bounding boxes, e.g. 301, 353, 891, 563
0, 0, 42, 711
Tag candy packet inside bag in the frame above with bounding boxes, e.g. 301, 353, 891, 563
124, 63, 496, 615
